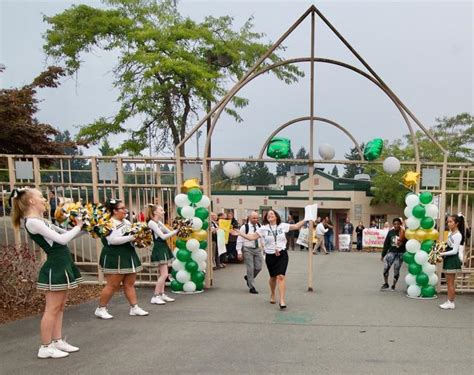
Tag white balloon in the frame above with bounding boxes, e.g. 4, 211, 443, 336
383, 157, 401, 174
404, 206, 413, 218
172, 259, 185, 271
176, 270, 191, 283
422, 262, 436, 275
318, 144, 335, 160
186, 239, 200, 252
172, 248, 179, 257
191, 217, 203, 231
192, 249, 207, 263
407, 284, 421, 297
405, 273, 417, 286
405, 194, 420, 208
425, 204, 438, 219
414, 250, 429, 265
405, 217, 420, 230
223, 162, 241, 178
198, 261, 207, 271
183, 281, 197, 292
428, 273, 439, 286
405, 239, 421, 254
195, 195, 211, 208
175, 194, 190, 208
181, 205, 195, 219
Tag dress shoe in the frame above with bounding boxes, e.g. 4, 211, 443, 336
249, 287, 258, 294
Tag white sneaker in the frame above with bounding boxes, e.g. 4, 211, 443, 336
150, 295, 166, 305
95, 307, 114, 319
52, 339, 79, 353
160, 293, 175, 302
37, 344, 69, 359
129, 305, 149, 316
439, 301, 455, 309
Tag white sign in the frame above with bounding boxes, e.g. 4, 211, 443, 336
362, 228, 388, 248
338, 234, 351, 250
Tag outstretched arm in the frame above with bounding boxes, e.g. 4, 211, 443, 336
26, 218, 82, 245
231, 229, 260, 241
148, 220, 178, 240
289, 220, 306, 232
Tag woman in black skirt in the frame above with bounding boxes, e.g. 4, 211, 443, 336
232, 210, 305, 309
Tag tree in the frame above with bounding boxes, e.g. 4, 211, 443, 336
240, 158, 276, 187
99, 138, 116, 156
211, 161, 232, 190
0, 65, 68, 155
43, 0, 304, 155
295, 146, 309, 160
331, 165, 339, 177
276, 150, 294, 176
343, 143, 364, 178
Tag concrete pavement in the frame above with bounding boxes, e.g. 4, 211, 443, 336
0, 251, 473, 374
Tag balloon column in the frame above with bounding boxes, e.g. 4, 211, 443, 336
171, 181, 210, 293
403, 191, 439, 298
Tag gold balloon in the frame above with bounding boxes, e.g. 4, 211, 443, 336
405, 229, 416, 240
414, 229, 427, 242
403, 171, 420, 188
191, 229, 208, 241
182, 178, 200, 193
426, 229, 439, 241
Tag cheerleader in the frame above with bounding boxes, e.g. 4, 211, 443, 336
439, 214, 465, 309
232, 210, 305, 309
95, 199, 148, 319
146, 204, 178, 305
10, 188, 84, 359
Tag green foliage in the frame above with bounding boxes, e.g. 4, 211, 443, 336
211, 161, 232, 190
275, 149, 294, 176
98, 138, 116, 156
43, 0, 304, 155
331, 165, 339, 177
343, 143, 364, 178
240, 158, 276, 187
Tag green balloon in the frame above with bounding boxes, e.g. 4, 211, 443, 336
363, 138, 384, 161
191, 271, 205, 284
195, 207, 209, 220
421, 240, 434, 253
199, 240, 208, 249
419, 191, 433, 205
421, 285, 436, 298
412, 205, 426, 219
177, 249, 192, 262
177, 207, 182, 217
416, 273, 429, 287
187, 188, 203, 204
201, 220, 209, 230
408, 263, 422, 275
420, 216, 434, 230
195, 281, 204, 291
403, 252, 415, 265
266, 137, 291, 159
185, 259, 199, 273
176, 238, 187, 249
171, 269, 177, 279
170, 280, 183, 291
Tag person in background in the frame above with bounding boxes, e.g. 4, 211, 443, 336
355, 221, 365, 251
383, 222, 391, 230
286, 214, 296, 250
439, 214, 465, 309
217, 212, 227, 267
11, 188, 84, 359
48, 191, 57, 224
236, 211, 262, 294
342, 217, 354, 252
226, 211, 239, 263
210, 213, 221, 270
368, 220, 378, 253
324, 216, 334, 252
313, 217, 328, 255
380, 218, 405, 291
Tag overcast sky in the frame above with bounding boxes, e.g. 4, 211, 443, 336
1, 0, 472, 164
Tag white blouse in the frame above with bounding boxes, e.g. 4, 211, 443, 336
25, 218, 82, 247
106, 218, 134, 246
256, 223, 290, 254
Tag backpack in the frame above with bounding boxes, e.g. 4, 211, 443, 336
245, 222, 261, 234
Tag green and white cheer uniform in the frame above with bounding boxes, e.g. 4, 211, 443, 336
148, 220, 177, 266
25, 218, 83, 291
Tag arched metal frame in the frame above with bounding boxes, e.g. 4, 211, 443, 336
175, 5, 449, 290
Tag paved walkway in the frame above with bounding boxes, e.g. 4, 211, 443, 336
1, 251, 473, 374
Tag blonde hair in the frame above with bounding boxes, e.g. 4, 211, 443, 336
146, 204, 158, 222
10, 188, 35, 229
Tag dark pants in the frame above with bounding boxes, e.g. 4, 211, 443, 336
356, 236, 363, 250
226, 241, 238, 263
325, 231, 334, 252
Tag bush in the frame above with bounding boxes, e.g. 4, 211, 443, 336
0, 244, 42, 309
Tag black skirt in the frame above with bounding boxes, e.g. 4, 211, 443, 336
265, 250, 289, 277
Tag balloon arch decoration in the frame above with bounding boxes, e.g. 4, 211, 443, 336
172, 5, 468, 296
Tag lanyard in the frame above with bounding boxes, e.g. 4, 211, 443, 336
270, 225, 279, 246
